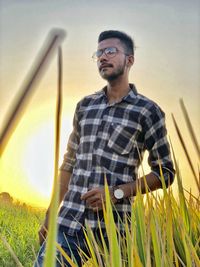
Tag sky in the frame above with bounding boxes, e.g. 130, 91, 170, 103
0, 0, 199, 207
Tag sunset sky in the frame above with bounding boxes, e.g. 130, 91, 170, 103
0, 0, 199, 207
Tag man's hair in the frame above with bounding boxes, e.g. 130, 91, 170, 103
98, 30, 135, 55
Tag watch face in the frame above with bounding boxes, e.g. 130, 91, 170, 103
114, 188, 124, 200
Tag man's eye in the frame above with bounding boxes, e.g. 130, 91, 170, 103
106, 48, 116, 54
96, 51, 103, 57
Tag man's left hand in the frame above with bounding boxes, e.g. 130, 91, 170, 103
81, 187, 116, 211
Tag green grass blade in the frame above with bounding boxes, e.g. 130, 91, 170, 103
180, 228, 193, 267
184, 230, 200, 266
82, 225, 100, 267
165, 189, 174, 265
124, 216, 133, 267
104, 176, 122, 267
134, 190, 146, 266
0, 235, 24, 267
170, 138, 191, 233
180, 99, 200, 160
43, 47, 62, 267
172, 114, 200, 191
97, 218, 110, 267
56, 243, 77, 267
150, 212, 162, 267
0, 29, 66, 156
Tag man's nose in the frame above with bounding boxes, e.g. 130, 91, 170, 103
99, 53, 108, 62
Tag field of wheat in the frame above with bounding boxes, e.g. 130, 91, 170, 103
0, 201, 44, 267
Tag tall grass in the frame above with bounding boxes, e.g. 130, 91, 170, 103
81, 168, 200, 267
43, 46, 62, 267
0, 201, 44, 267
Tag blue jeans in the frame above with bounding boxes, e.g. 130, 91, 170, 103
34, 228, 90, 267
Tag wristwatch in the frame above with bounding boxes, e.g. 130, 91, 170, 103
113, 186, 125, 201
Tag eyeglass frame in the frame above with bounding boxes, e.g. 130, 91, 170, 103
92, 46, 129, 61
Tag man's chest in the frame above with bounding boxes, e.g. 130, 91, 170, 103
78, 103, 144, 155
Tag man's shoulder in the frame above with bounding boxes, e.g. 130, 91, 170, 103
129, 84, 163, 114
84, 89, 104, 100
135, 92, 164, 115
77, 89, 104, 108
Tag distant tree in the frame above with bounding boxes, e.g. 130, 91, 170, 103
22, 202, 27, 208
0, 192, 13, 203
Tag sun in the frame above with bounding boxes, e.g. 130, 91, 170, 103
22, 121, 55, 199
20, 115, 73, 205
0, 98, 73, 207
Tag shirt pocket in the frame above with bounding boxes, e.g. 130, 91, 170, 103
107, 123, 138, 155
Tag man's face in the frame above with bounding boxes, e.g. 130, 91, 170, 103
96, 38, 128, 82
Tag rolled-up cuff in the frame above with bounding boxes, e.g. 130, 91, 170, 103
151, 167, 175, 188
59, 162, 73, 173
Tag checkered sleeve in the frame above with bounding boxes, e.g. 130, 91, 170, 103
59, 103, 80, 173
144, 105, 175, 187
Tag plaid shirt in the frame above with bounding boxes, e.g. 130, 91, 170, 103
58, 84, 175, 235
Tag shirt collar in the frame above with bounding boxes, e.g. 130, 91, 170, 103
98, 83, 138, 104
123, 84, 138, 104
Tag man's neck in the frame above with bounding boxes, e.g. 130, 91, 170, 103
106, 79, 130, 104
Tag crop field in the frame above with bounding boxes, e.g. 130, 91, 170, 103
0, 173, 200, 267
0, 201, 45, 267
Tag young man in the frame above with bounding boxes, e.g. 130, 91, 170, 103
35, 30, 175, 266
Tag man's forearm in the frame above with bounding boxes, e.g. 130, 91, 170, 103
58, 170, 71, 203
46, 170, 71, 215
118, 172, 162, 198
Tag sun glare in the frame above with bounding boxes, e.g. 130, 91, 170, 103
22, 121, 55, 199
21, 116, 73, 205
0, 101, 73, 208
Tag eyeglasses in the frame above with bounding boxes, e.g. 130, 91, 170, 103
92, 47, 128, 61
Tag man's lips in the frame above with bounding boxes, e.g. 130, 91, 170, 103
99, 64, 113, 71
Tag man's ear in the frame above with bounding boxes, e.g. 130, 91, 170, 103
126, 55, 134, 67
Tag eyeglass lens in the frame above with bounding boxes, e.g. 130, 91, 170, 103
94, 47, 118, 59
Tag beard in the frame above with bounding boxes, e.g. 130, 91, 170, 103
100, 59, 126, 82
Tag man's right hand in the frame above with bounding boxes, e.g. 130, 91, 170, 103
37, 170, 71, 245
38, 217, 48, 245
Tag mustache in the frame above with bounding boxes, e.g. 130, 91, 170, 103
99, 63, 113, 70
